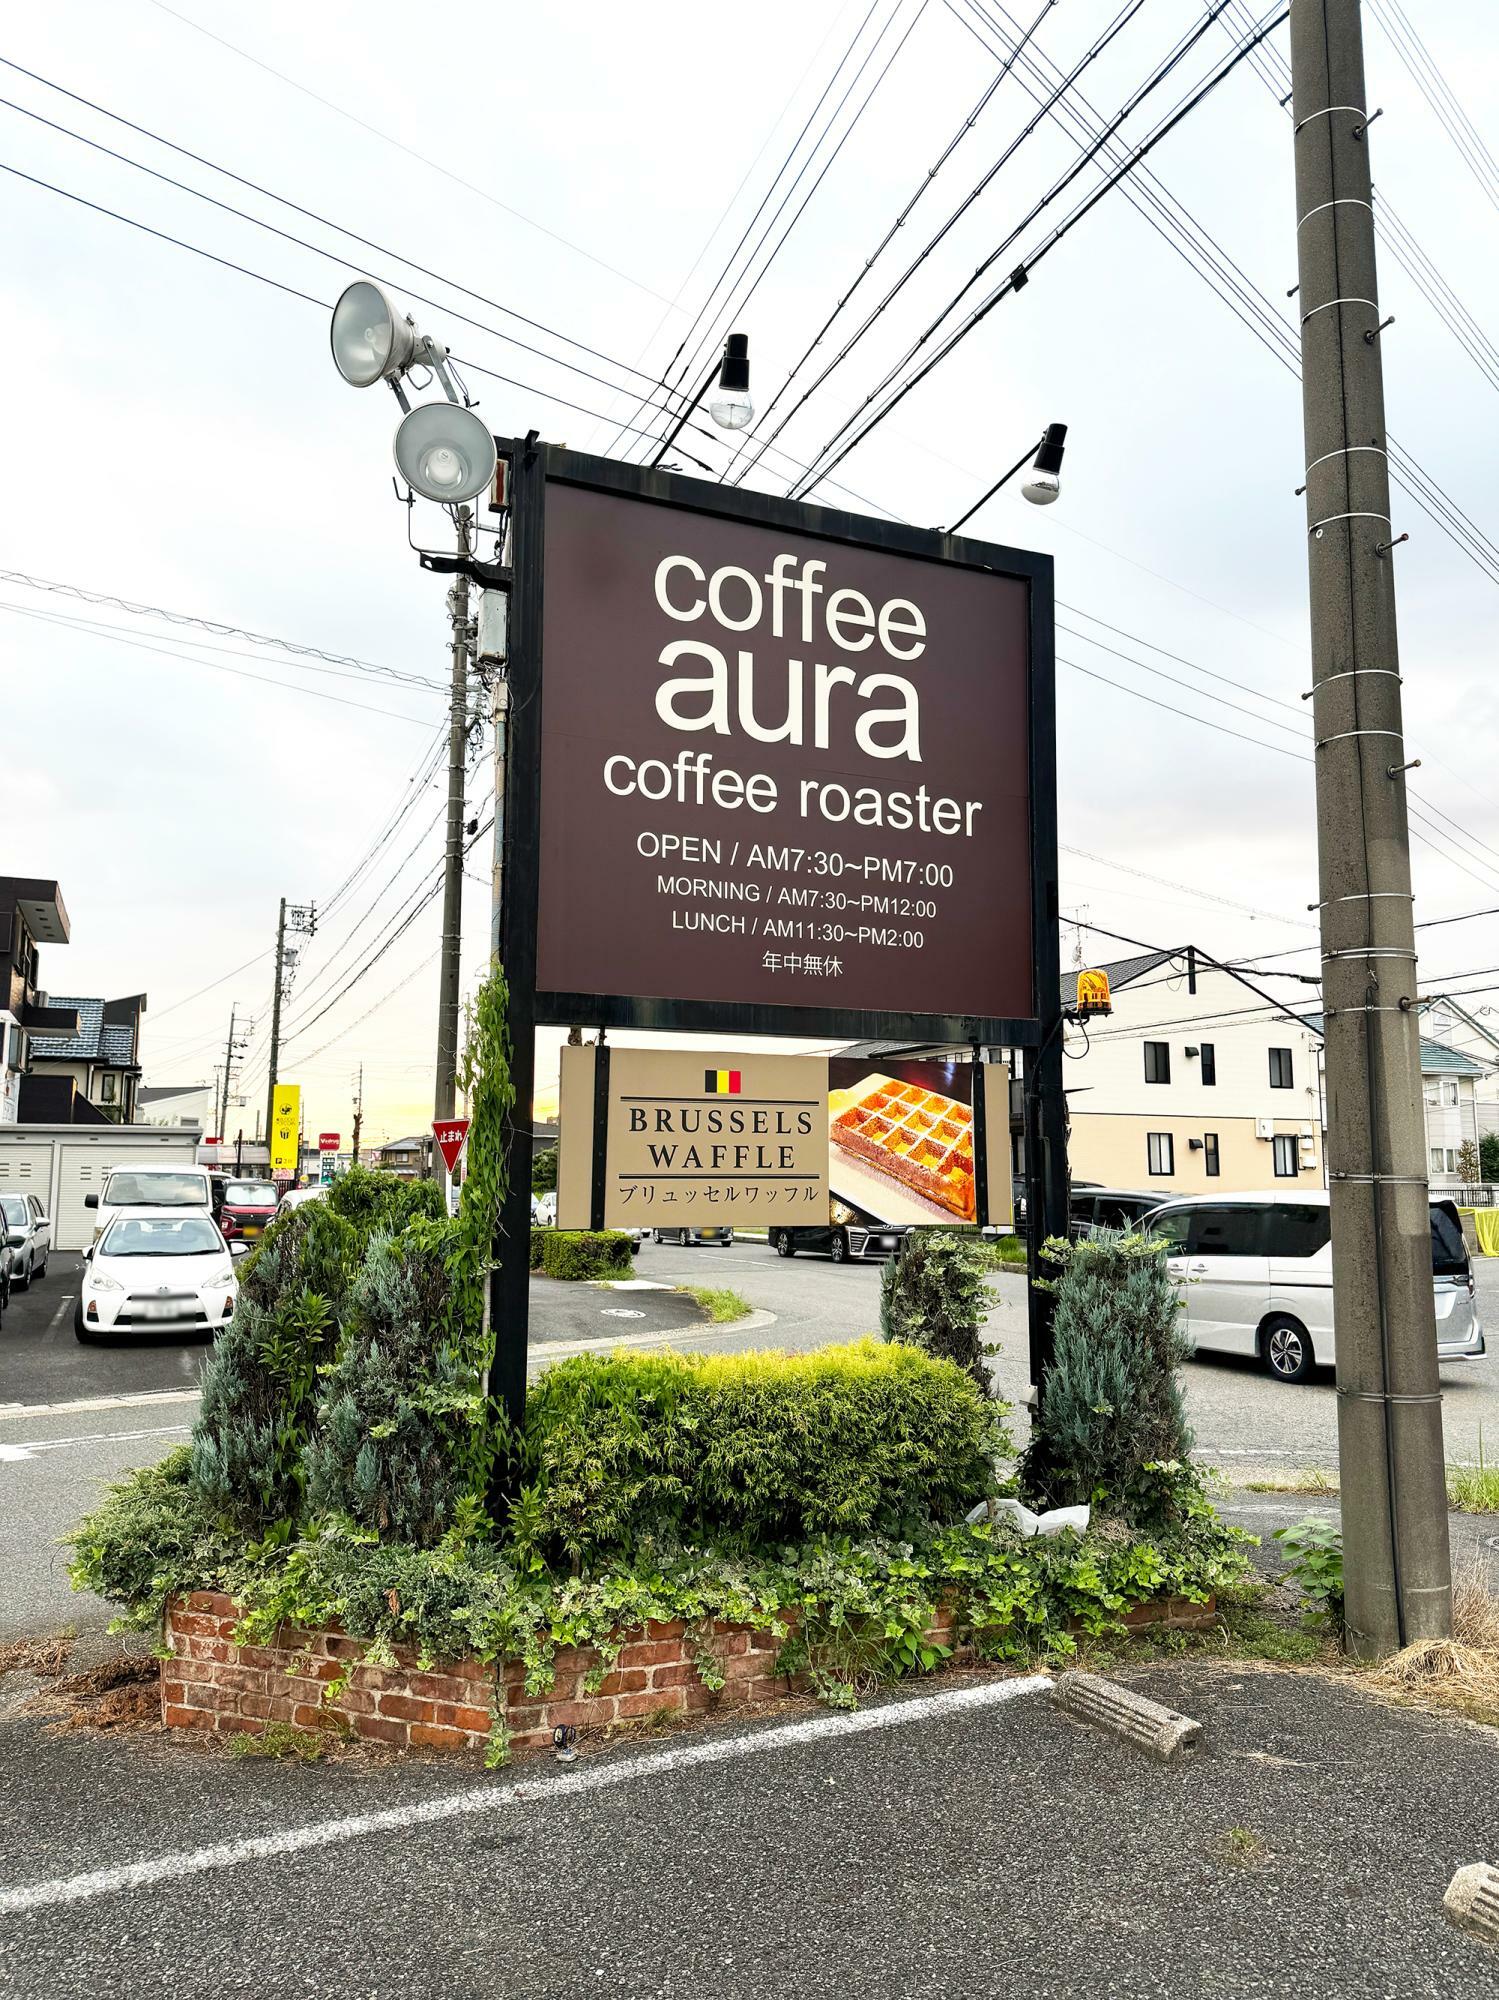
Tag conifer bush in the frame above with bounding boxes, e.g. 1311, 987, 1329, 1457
304, 1217, 483, 1545
1018, 1231, 1196, 1530
326, 1163, 444, 1235
191, 1201, 358, 1529
879, 1230, 990, 1392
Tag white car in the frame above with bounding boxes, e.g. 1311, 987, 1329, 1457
276, 1185, 328, 1216
83, 1161, 215, 1244
75, 1208, 245, 1344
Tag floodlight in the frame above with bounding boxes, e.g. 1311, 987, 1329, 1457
708, 333, 753, 431
393, 402, 498, 504
1021, 422, 1068, 506
331, 280, 424, 388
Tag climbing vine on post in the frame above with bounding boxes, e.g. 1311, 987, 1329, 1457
457, 964, 514, 1389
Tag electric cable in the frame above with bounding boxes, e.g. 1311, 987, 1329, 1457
1367, 0, 1499, 215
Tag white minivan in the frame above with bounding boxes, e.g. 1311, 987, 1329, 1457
83, 1161, 216, 1244
1143, 1190, 1485, 1383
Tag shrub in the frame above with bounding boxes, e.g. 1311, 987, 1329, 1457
1018, 1231, 1195, 1531
191, 1201, 358, 1529
532, 1146, 559, 1194
517, 1340, 1007, 1563
1481, 1133, 1499, 1184
326, 1164, 444, 1237
880, 1230, 991, 1390
305, 1218, 485, 1545
530, 1226, 547, 1271
1455, 1138, 1481, 1186
540, 1230, 633, 1281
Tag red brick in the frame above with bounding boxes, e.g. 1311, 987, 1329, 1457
170, 1657, 209, 1684
239, 1693, 272, 1720
504, 1704, 548, 1735
333, 1688, 376, 1716
378, 1693, 434, 1724
351, 1715, 409, 1747
265, 1696, 299, 1724
434, 1703, 494, 1735
545, 1698, 615, 1730
590, 1669, 648, 1698
683, 1683, 720, 1711
720, 1652, 765, 1682
232, 1644, 286, 1672
616, 1639, 681, 1670
645, 1619, 687, 1641
184, 1590, 238, 1616
649, 1661, 702, 1692
164, 1704, 211, 1730
410, 1723, 471, 1752
181, 1682, 220, 1711
293, 1705, 341, 1732
161, 1681, 187, 1709
173, 1612, 228, 1640
224, 1714, 267, 1737
324, 1635, 370, 1662
509, 1728, 555, 1753
188, 1635, 233, 1663
615, 1689, 679, 1720
405, 1672, 474, 1704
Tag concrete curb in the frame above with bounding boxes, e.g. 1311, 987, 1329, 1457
529, 1306, 779, 1362
1052, 1671, 1202, 1762
1445, 1863, 1499, 1945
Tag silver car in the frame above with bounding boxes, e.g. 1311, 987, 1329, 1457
2, 1191, 52, 1289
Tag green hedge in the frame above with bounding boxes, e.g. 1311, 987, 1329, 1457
517, 1340, 1008, 1562
539, 1229, 633, 1281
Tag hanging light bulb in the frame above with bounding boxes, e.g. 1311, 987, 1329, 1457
1021, 423, 1068, 505
708, 334, 753, 431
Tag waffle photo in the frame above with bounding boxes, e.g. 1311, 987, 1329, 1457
827, 1057, 978, 1226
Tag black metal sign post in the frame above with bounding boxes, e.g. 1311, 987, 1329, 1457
488, 440, 1064, 1426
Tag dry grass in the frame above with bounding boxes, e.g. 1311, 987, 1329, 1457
1367, 1561, 1499, 1728
0, 1633, 74, 1681
22, 1653, 160, 1734
1244, 1468, 1339, 1496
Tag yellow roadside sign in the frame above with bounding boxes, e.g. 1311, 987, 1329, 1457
270, 1084, 301, 1173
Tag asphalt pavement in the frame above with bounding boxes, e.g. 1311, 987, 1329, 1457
2, 1654, 1496, 1997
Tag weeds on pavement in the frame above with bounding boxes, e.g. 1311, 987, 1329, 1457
1244, 1469, 1338, 1496
227, 1722, 331, 1763
1212, 1827, 1271, 1869
685, 1285, 752, 1324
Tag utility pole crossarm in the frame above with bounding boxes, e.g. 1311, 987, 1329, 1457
1291, 0, 1451, 1655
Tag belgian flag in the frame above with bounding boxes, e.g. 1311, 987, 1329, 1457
704, 1069, 742, 1095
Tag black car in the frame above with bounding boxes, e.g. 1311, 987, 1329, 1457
771, 1221, 906, 1263
1068, 1188, 1159, 1238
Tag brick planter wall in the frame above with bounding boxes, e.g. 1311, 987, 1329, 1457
162, 1591, 1215, 1759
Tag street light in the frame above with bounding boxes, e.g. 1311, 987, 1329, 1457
330, 280, 423, 389
649, 333, 754, 468
393, 401, 498, 506
943, 423, 1069, 533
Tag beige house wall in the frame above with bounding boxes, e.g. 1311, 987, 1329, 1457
1070, 1112, 1321, 1196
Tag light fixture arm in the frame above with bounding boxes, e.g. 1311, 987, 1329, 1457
648, 350, 725, 471
942, 438, 1042, 535
387, 376, 412, 416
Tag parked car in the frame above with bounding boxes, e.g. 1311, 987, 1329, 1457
1068, 1188, 1158, 1239
219, 1179, 279, 1244
276, 1185, 328, 1216
0, 1231, 12, 1326
1142, 1190, 1485, 1383
84, 1161, 215, 1243
74, 1207, 247, 1343
531, 1191, 557, 1225
771, 1221, 905, 1263
1, 1191, 52, 1288
651, 1224, 734, 1247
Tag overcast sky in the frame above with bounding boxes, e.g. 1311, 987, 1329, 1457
4, 0, 1497, 1143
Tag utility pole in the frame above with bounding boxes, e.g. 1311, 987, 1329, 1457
1291, 0, 1451, 1655
218, 1004, 249, 1151
351, 1063, 364, 1166
264, 896, 317, 1150
433, 507, 474, 1149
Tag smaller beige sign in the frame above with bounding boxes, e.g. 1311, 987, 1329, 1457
558, 1047, 829, 1231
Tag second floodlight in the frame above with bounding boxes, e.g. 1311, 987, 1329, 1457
1021, 423, 1068, 506
330, 280, 424, 388
393, 401, 498, 504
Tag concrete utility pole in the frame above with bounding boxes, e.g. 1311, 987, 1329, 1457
1290, 0, 1451, 1654
351, 1062, 364, 1166
218, 1003, 247, 1146
264, 897, 316, 1151
433, 507, 474, 1138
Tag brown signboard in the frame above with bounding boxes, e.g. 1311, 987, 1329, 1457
534, 479, 1034, 1028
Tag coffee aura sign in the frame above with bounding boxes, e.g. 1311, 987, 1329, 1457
531, 463, 1047, 1037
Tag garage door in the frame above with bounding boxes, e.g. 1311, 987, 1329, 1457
0, 1143, 53, 1208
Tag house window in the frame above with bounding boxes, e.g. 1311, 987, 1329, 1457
1441, 1078, 1459, 1107
1431, 1147, 1457, 1175
1200, 1043, 1216, 1086
100, 1073, 117, 1103
1203, 1132, 1220, 1178
1272, 1134, 1298, 1177
1269, 1047, 1294, 1089
1147, 1132, 1174, 1176
1144, 1042, 1171, 1085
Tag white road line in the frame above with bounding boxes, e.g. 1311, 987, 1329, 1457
0, 1673, 1050, 1915
46, 1296, 73, 1331
530, 1307, 778, 1360
0, 1390, 203, 1424
0, 1423, 194, 1463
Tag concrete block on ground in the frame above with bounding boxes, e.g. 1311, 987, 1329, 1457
1445, 1863, 1499, 1945
1052, 1671, 1202, 1762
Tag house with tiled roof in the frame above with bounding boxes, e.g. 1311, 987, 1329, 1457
26, 993, 147, 1124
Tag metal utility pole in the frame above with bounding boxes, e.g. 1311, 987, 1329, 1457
351, 1063, 364, 1166
264, 897, 317, 1149
433, 507, 474, 1137
1291, 0, 1451, 1655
